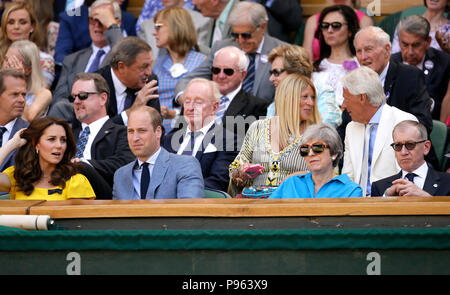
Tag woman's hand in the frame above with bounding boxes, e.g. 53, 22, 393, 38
2, 54, 26, 74
436, 29, 450, 54
8, 128, 27, 150
160, 106, 177, 119
231, 163, 251, 188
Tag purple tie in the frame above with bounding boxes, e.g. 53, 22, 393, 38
87, 49, 105, 73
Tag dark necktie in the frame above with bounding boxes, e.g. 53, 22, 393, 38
75, 126, 90, 159
0, 126, 7, 147
405, 173, 417, 183
242, 53, 256, 93
87, 49, 105, 73
124, 88, 136, 110
182, 131, 197, 156
140, 162, 150, 199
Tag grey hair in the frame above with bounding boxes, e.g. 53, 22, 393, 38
214, 46, 249, 71
228, 1, 268, 28
110, 37, 152, 69
341, 66, 386, 107
393, 120, 428, 141
301, 123, 343, 167
184, 78, 221, 103
90, 0, 122, 21
397, 15, 430, 40
355, 26, 391, 47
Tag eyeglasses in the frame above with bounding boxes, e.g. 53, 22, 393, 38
300, 142, 329, 157
211, 66, 235, 76
390, 140, 426, 152
231, 27, 259, 40
269, 68, 286, 77
69, 92, 99, 102
319, 22, 347, 31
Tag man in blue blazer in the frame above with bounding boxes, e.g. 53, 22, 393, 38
163, 78, 238, 192
113, 106, 204, 200
371, 120, 450, 197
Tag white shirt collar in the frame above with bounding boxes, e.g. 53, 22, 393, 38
402, 161, 428, 180
187, 119, 215, 136
379, 61, 389, 87
110, 68, 127, 96
81, 115, 109, 135
137, 147, 161, 167
222, 84, 241, 102
3, 118, 17, 133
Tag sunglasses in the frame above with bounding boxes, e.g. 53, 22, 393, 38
269, 68, 286, 77
300, 142, 329, 157
319, 22, 347, 31
69, 92, 98, 103
231, 27, 259, 40
390, 140, 426, 152
211, 66, 235, 76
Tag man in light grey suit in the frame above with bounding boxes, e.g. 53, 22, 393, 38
113, 106, 204, 200
175, 1, 287, 103
139, 0, 214, 58
50, 0, 124, 109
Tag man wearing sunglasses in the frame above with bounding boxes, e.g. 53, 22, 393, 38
175, 1, 287, 103
341, 66, 418, 196
371, 121, 450, 197
70, 72, 135, 199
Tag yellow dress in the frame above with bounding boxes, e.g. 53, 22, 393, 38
4, 166, 96, 200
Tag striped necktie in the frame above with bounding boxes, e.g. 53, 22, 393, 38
182, 131, 198, 156
0, 126, 7, 147
216, 96, 229, 123
242, 53, 256, 93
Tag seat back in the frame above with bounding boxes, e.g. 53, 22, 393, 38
430, 120, 449, 171
204, 188, 232, 199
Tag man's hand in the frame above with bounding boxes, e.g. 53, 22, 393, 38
90, 3, 119, 29
385, 178, 431, 197
127, 80, 158, 116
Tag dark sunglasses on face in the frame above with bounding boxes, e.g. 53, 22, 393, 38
211, 66, 235, 76
300, 142, 329, 157
231, 31, 253, 40
69, 92, 98, 103
390, 140, 426, 152
320, 22, 346, 31
269, 68, 286, 77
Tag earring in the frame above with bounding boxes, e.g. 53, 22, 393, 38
36, 149, 39, 154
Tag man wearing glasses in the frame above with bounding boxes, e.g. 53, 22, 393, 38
371, 120, 450, 197
71, 72, 135, 199
340, 66, 418, 196
175, 1, 287, 103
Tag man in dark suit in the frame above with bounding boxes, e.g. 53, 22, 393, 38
175, 1, 288, 103
54, 0, 136, 66
71, 73, 135, 199
372, 120, 450, 197
50, 0, 125, 111
390, 15, 450, 120
163, 78, 238, 192
50, 37, 160, 127
0, 69, 29, 172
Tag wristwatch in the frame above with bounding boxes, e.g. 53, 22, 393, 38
108, 24, 120, 30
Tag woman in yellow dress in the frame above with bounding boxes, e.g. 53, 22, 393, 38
0, 116, 95, 200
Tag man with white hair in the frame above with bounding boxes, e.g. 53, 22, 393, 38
175, 1, 287, 103
341, 66, 418, 196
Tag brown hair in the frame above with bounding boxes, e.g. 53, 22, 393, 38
14, 116, 79, 195
0, 69, 26, 95
154, 7, 199, 57
268, 45, 313, 78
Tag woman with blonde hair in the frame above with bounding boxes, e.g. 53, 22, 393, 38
229, 74, 321, 195
151, 7, 206, 134
3, 40, 52, 122
0, 2, 55, 86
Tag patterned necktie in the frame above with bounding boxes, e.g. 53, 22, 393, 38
87, 49, 105, 73
360, 123, 374, 196
215, 96, 229, 123
405, 172, 416, 183
242, 53, 256, 93
140, 162, 150, 199
0, 126, 7, 147
124, 88, 136, 110
182, 131, 197, 156
75, 126, 90, 159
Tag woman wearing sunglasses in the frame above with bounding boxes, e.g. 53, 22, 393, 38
151, 7, 206, 134
0, 116, 95, 200
270, 123, 362, 199
229, 74, 321, 196
266, 45, 341, 128
311, 4, 361, 107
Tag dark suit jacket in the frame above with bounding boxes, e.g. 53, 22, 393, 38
0, 117, 29, 172
371, 165, 450, 197
162, 123, 238, 192
73, 118, 135, 186
391, 48, 450, 120
54, 5, 137, 65
96, 65, 161, 125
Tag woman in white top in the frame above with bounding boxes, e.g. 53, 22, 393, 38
312, 5, 360, 106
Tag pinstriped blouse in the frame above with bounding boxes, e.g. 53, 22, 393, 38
229, 118, 309, 187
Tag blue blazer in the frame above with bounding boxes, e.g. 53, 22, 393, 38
112, 147, 205, 199
0, 117, 29, 172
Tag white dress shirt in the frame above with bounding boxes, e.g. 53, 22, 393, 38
79, 115, 110, 161
177, 120, 215, 157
